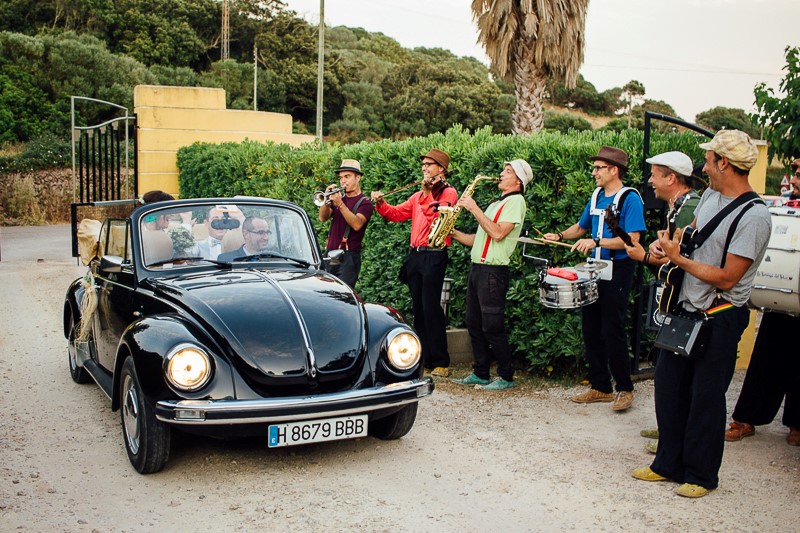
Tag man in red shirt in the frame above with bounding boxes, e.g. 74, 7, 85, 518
371, 149, 459, 377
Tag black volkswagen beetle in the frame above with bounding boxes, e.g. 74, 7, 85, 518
64, 197, 433, 474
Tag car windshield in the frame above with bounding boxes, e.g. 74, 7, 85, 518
139, 202, 317, 269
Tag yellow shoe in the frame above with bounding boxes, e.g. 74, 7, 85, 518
632, 467, 669, 482
430, 367, 450, 378
676, 483, 712, 498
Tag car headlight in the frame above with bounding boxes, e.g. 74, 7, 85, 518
386, 329, 421, 370
165, 343, 212, 391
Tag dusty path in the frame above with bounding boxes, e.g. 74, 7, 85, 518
0, 225, 797, 532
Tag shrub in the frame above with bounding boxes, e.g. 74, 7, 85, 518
177, 126, 707, 376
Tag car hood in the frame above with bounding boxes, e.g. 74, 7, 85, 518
150, 269, 367, 386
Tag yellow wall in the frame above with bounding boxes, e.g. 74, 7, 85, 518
736, 140, 769, 369
134, 85, 315, 197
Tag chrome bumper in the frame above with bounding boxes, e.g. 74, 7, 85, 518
155, 378, 435, 425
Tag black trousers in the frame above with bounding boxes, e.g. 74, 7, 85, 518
651, 305, 750, 489
465, 264, 513, 381
405, 249, 449, 369
580, 259, 635, 393
732, 312, 800, 428
327, 251, 361, 289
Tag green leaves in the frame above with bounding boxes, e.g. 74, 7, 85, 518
754, 46, 800, 167
177, 127, 702, 377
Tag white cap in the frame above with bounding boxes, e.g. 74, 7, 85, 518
645, 151, 693, 177
505, 159, 533, 190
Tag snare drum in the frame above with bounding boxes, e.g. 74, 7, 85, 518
749, 207, 800, 315
539, 267, 598, 309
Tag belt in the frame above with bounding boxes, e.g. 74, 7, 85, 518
410, 246, 446, 252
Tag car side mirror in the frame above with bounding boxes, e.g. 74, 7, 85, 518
323, 249, 344, 269
100, 255, 123, 273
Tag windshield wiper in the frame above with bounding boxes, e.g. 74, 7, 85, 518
147, 256, 232, 269
231, 252, 312, 268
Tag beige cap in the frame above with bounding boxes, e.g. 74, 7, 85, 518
504, 159, 533, 190
699, 130, 758, 171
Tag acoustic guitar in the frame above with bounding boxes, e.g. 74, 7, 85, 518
655, 200, 697, 314
604, 205, 634, 247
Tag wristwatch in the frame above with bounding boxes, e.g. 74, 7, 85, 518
593, 237, 601, 247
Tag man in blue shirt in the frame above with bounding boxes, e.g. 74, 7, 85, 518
544, 146, 646, 411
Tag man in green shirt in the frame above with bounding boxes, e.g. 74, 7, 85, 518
626, 151, 702, 268
450, 159, 531, 391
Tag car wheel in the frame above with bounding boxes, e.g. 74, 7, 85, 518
120, 356, 170, 474
368, 403, 418, 440
67, 313, 91, 384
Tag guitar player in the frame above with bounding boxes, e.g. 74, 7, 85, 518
624, 151, 702, 268
631, 130, 771, 499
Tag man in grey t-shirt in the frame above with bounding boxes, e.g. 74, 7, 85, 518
632, 130, 771, 499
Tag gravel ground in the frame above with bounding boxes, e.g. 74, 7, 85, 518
1, 225, 797, 532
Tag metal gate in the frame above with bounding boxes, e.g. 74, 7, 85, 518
70, 96, 139, 258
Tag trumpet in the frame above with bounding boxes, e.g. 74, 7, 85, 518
313, 186, 346, 207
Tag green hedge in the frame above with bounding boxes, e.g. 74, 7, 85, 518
177, 126, 708, 376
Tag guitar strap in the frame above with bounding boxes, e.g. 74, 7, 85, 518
688, 191, 761, 254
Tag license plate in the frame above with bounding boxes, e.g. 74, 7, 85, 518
267, 415, 368, 448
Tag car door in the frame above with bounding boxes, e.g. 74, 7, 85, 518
93, 219, 136, 372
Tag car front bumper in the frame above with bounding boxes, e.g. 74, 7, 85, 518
155, 378, 435, 425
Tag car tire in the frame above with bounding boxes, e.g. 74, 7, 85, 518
120, 356, 170, 474
67, 313, 92, 384
368, 403, 418, 440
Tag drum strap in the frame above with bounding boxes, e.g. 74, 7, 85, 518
479, 201, 508, 263
589, 186, 641, 262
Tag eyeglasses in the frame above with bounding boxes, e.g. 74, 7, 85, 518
247, 230, 271, 236
592, 165, 611, 172
421, 161, 437, 168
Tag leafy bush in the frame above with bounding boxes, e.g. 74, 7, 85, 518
543, 110, 593, 133
177, 126, 707, 376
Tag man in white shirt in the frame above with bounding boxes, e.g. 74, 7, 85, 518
190, 207, 228, 260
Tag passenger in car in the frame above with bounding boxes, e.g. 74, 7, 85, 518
189, 207, 228, 260
217, 216, 271, 262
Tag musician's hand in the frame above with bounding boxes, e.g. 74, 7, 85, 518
456, 196, 478, 213
625, 241, 645, 262
370, 191, 384, 205
542, 233, 559, 241
657, 229, 681, 260
330, 191, 344, 208
649, 240, 666, 259
571, 238, 597, 254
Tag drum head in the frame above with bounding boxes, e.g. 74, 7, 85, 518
575, 260, 608, 272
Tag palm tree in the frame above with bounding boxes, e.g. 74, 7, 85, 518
472, 0, 589, 134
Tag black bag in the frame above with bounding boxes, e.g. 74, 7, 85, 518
653, 312, 709, 358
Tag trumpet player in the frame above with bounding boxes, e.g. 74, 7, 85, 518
371, 149, 458, 377
319, 159, 374, 288
450, 160, 531, 391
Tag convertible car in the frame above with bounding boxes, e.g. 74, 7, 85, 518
64, 197, 433, 474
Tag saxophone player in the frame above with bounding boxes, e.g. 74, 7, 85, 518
450, 160, 532, 391
371, 149, 458, 377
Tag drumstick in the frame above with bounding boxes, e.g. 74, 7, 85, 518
532, 227, 545, 237
531, 237, 573, 249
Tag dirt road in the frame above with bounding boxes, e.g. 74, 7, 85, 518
1, 225, 797, 532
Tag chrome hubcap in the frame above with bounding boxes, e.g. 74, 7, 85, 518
122, 374, 141, 454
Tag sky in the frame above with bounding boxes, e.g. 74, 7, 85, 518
282, 0, 798, 123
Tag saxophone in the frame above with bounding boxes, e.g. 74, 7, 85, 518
427, 175, 500, 248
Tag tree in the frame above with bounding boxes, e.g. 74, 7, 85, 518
472, 0, 589, 134
754, 46, 800, 165
621, 80, 645, 128
695, 106, 758, 138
